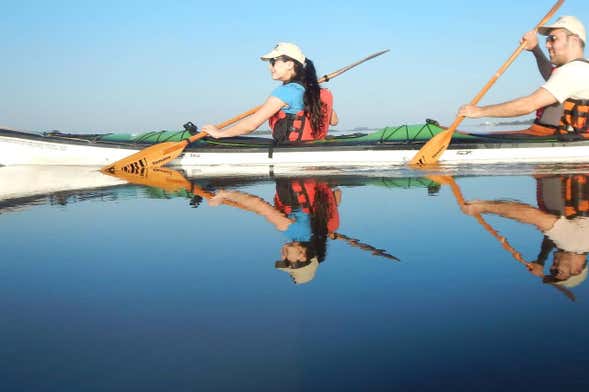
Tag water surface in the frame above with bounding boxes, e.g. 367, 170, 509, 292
1, 165, 588, 391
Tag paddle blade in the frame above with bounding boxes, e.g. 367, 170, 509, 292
102, 166, 192, 193
409, 130, 454, 166
102, 140, 188, 174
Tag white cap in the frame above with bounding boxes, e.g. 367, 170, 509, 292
260, 42, 306, 65
553, 264, 588, 288
276, 257, 319, 285
538, 16, 586, 44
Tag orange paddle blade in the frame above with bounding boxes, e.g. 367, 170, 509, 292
102, 166, 193, 193
102, 131, 208, 174
409, 126, 455, 166
410, 0, 564, 167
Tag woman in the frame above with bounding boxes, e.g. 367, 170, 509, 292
207, 178, 341, 284
201, 42, 338, 144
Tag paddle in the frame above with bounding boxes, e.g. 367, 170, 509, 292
409, 0, 564, 166
102, 49, 390, 174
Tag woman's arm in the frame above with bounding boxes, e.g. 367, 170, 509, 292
330, 109, 339, 126
209, 190, 293, 231
201, 96, 285, 138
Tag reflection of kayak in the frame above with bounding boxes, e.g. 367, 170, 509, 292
0, 166, 125, 201
0, 166, 128, 214
3, 122, 589, 167
0, 166, 441, 214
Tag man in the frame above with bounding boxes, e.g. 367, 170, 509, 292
461, 197, 588, 289
459, 16, 589, 138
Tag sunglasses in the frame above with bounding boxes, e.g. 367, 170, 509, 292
546, 32, 577, 43
269, 56, 291, 66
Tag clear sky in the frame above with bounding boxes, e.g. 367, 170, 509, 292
2, 0, 588, 132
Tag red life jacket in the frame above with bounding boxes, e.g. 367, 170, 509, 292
274, 179, 340, 233
268, 88, 333, 143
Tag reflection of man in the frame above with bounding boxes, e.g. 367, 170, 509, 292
461, 185, 588, 289
209, 178, 341, 285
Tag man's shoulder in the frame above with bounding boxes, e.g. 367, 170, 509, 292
560, 59, 589, 70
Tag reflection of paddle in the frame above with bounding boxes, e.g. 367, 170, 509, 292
428, 175, 528, 265
189, 184, 399, 262
329, 232, 399, 261
103, 166, 193, 192
429, 174, 575, 301
410, 0, 564, 167
102, 49, 390, 174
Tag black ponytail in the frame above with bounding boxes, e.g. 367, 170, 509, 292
291, 59, 325, 137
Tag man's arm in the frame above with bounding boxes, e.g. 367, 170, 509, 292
531, 46, 553, 81
521, 30, 553, 81
458, 87, 558, 118
461, 200, 558, 231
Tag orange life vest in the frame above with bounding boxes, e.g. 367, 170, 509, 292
557, 98, 589, 138
268, 88, 333, 144
536, 174, 589, 218
555, 59, 589, 139
274, 179, 340, 233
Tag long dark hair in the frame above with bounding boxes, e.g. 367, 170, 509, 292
304, 184, 331, 262
275, 179, 333, 262
289, 58, 325, 137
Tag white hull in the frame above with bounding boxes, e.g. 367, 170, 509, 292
3, 130, 589, 168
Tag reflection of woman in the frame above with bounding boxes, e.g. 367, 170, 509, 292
209, 179, 341, 284
201, 42, 338, 144
462, 175, 589, 289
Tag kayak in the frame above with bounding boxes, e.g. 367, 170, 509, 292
2, 122, 589, 167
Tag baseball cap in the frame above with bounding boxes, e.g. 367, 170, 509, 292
275, 256, 319, 285
261, 42, 306, 65
538, 16, 586, 44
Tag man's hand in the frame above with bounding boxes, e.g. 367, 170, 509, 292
520, 30, 539, 51
458, 104, 484, 118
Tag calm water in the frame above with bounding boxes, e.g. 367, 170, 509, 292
1, 165, 589, 391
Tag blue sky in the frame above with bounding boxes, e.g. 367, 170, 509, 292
2, 0, 588, 132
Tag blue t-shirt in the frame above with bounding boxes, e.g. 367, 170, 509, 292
271, 83, 305, 114
283, 210, 312, 242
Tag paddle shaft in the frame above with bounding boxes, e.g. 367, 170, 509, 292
410, 0, 564, 165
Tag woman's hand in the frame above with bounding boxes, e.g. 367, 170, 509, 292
208, 190, 231, 206
201, 124, 223, 139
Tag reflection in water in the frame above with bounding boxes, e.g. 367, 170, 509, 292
200, 178, 399, 284
455, 174, 589, 299
3, 166, 589, 388
3, 165, 589, 292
